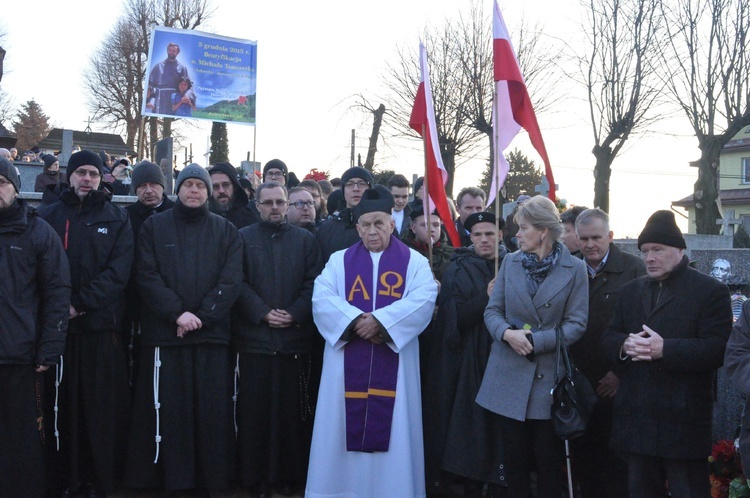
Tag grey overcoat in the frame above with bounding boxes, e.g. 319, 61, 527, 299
476, 244, 588, 421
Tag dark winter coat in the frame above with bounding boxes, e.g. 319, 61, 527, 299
38, 188, 133, 332
125, 194, 176, 242
124, 195, 175, 321
724, 300, 750, 467
570, 244, 646, 387
34, 170, 61, 193
601, 255, 732, 459
0, 200, 71, 365
423, 246, 507, 485
454, 219, 471, 248
136, 200, 242, 347
232, 221, 322, 355
316, 207, 361, 262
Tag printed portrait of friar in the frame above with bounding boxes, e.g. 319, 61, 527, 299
710, 258, 732, 283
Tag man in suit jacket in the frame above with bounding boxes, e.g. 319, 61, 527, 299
602, 210, 732, 498
569, 208, 645, 498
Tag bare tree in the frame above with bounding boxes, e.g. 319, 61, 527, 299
661, 0, 750, 234
456, 1, 565, 203
382, 2, 564, 197
583, 0, 663, 212
84, 18, 147, 150
84, 0, 214, 158
383, 18, 487, 197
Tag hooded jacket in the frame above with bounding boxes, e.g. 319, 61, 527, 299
0, 200, 71, 365
208, 162, 260, 229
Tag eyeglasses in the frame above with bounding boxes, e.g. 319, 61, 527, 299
344, 181, 369, 189
213, 182, 232, 191
257, 200, 288, 207
73, 169, 101, 179
265, 171, 284, 178
291, 201, 315, 209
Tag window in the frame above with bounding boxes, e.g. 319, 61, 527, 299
744, 158, 750, 184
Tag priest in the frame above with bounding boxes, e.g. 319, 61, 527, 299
306, 187, 438, 497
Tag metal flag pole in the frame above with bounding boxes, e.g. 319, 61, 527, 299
421, 124, 434, 270
493, 88, 502, 276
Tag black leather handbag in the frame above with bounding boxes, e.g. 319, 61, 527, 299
551, 327, 598, 440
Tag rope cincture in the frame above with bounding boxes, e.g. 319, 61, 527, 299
54, 355, 63, 451
233, 353, 240, 436
153, 347, 162, 464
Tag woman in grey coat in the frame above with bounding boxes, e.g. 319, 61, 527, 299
476, 195, 588, 498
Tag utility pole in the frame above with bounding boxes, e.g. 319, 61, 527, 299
350, 129, 355, 168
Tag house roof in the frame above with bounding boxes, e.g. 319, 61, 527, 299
673, 188, 750, 208
724, 137, 750, 153
36, 128, 136, 156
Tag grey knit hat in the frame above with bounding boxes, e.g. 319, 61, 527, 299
0, 157, 20, 193
131, 161, 166, 190
176, 163, 212, 196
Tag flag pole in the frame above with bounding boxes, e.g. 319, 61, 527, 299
421, 124, 434, 273
493, 88, 502, 276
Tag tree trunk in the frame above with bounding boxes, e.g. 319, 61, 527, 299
592, 144, 613, 212
693, 139, 723, 234
364, 104, 385, 172
149, 117, 158, 159
162, 117, 172, 140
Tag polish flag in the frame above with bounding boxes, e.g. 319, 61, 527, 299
409, 43, 461, 248
489, 0, 555, 205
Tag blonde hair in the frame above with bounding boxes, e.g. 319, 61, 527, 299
515, 195, 563, 241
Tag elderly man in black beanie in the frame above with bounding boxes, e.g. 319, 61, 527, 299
316, 166, 374, 262
125, 163, 242, 494
601, 210, 732, 498
307, 187, 437, 498
0, 158, 71, 498
208, 162, 260, 229
37, 150, 133, 497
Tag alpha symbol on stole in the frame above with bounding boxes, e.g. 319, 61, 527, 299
347, 275, 371, 302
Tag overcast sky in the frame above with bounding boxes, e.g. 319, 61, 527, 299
1, 0, 699, 236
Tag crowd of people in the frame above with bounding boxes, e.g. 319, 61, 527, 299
0, 150, 742, 498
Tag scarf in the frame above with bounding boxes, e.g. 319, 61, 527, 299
521, 241, 562, 296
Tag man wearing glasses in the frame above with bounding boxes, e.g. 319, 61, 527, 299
316, 166, 373, 262
208, 162, 260, 229
263, 159, 288, 185
232, 181, 322, 497
38, 150, 133, 498
286, 187, 317, 231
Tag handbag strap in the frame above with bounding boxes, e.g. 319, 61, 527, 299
554, 326, 574, 383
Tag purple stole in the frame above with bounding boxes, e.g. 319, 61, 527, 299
343, 236, 410, 452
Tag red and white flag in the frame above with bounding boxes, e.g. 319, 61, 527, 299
409, 43, 461, 248
489, 0, 555, 205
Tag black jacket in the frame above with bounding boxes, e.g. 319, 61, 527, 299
125, 194, 176, 242
601, 255, 732, 459
569, 244, 646, 387
233, 221, 322, 354
0, 200, 71, 365
38, 188, 133, 332
424, 247, 506, 484
454, 219, 471, 248
316, 207, 361, 262
137, 200, 242, 347
125, 195, 175, 321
